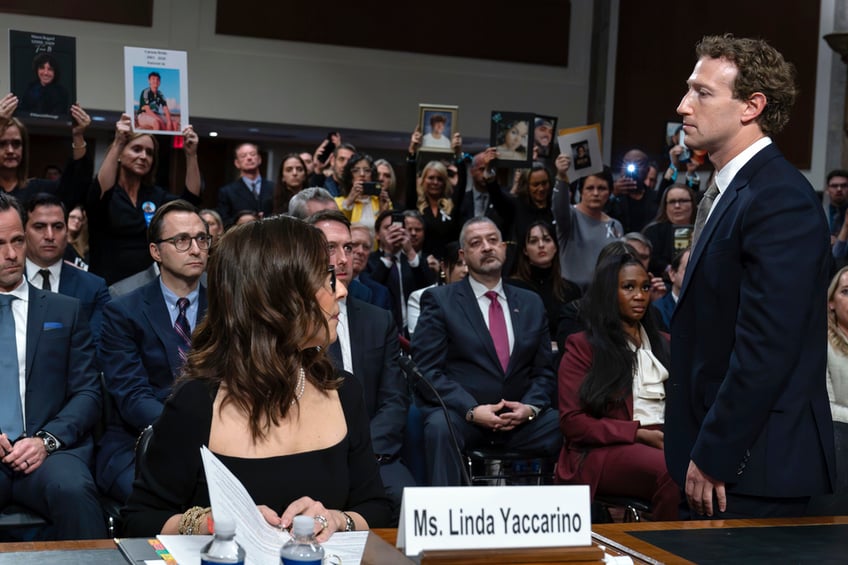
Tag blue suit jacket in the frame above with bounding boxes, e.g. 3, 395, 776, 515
216, 177, 274, 226
410, 277, 555, 417
665, 143, 836, 498
96, 278, 207, 494
57, 261, 110, 345
329, 297, 408, 457
23, 284, 100, 463
99, 278, 208, 432
351, 274, 392, 312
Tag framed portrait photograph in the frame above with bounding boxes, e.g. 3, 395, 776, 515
124, 46, 189, 135
418, 104, 458, 153
534, 114, 558, 160
557, 123, 603, 180
490, 111, 534, 166
9, 29, 76, 120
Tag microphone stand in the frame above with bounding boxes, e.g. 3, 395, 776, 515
398, 355, 472, 486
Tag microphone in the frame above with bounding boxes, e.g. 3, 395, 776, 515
398, 355, 472, 486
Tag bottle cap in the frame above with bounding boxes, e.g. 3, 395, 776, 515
292, 515, 315, 537
214, 515, 235, 536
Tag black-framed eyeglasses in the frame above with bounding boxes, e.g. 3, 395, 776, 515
156, 233, 211, 252
327, 265, 336, 293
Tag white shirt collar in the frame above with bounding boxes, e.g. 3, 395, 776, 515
714, 137, 772, 194
25, 258, 62, 291
1, 276, 30, 301
468, 275, 504, 299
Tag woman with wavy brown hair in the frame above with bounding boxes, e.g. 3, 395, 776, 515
123, 215, 392, 538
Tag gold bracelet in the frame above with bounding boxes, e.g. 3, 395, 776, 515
178, 506, 210, 535
72, 141, 87, 150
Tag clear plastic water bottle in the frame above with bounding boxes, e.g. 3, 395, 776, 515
200, 516, 245, 565
280, 515, 324, 565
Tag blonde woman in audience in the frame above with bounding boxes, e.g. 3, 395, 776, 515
405, 128, 466, 260
810, 267, 848, 514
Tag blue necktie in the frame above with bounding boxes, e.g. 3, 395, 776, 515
0, 294, 23, 440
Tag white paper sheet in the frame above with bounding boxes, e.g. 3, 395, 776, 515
155, 447, 367, 565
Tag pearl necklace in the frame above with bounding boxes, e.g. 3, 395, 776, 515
292, 366, 306, 405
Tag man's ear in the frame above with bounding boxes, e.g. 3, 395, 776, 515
149, 242, 161, 263
741, 92, 767, 125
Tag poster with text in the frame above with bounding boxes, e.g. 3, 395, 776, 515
10, 29, 76, 120
124, 46, 188, 135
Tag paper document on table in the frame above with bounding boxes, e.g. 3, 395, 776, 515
193, 445, 367, 565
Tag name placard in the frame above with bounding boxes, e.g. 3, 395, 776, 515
396, 485, 591, 556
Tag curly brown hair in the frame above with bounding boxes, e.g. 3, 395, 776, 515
177, 215, 340, 441
695, 34, 796, 137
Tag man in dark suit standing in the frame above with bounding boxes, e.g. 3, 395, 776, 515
367, 210, 434, 335
0, 193, 105, 539
216, 143, 274, 227
96, 200, 209, 502
411, 216, 560, 486
24, 193, 110, 344
665, 34, 836, 519
307, 210, 415, 521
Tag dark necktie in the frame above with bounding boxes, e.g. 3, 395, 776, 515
484, 290, 510, 373
387, 255, 404, 332
254, 180, 262, 199
691, 180, 719, 248
38, 268, 51, 291
175, 297, 192, 362
0, 294, 23, 440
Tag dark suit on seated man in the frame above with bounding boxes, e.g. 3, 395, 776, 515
665, 35, 836, 519
24, 193, 110, 344
411, 216, 561, 486
308, 210, 415, 520
0, 193, 105, 539
216, 143, 274, 227
97, 201, 209, 502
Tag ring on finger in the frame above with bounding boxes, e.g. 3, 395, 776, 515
314, 514, 329, 533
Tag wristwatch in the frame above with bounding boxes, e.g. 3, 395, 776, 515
35, 430, 61, 454
465, 407, 475, 423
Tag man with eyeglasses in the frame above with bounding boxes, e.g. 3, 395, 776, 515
24, 193, 110, 345
96, 200, 209, 502
307, 209, 415, 524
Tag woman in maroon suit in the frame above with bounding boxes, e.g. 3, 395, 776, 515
556, 252, 679, 520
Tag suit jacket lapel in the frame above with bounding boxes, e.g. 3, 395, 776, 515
25, 284, 47, 382
58, 263, 77, 295
141, 281, 181, 374
502, 284, 525, 375
677, 144, 780, 305
678, 186, 740, 304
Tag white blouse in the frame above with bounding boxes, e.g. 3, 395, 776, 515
630, 325, 668, 426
